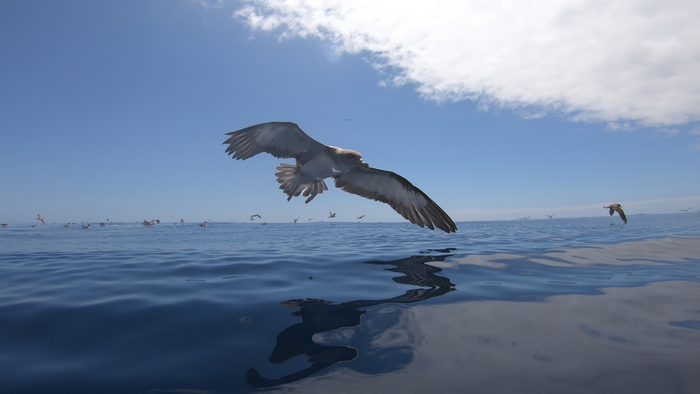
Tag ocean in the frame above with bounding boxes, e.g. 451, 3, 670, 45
1, 213, 700, 393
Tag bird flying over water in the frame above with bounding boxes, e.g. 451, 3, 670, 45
604, 204, 627, 224
357, 215, 365, 220
328, 212, 336, 218
293, 218, 299, 223
223, 122, 457, 233
545, 214, 555, 219
250, 214, 261, 221
36, 214, 45, 225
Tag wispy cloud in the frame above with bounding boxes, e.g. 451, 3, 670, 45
235, 0, 700, 127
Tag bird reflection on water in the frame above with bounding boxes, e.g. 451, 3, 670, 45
245, 252, 456, 388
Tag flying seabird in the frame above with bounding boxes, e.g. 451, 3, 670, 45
604, 204, 627, 224
250, 214, 261, 221
293, 218, 299, 223
328, 212, 336, 218
36, 214, 45, 225
82, 224, 91, 229
357, 215, 365, 219
545, 214, 555, 219
223, 122, 457, 233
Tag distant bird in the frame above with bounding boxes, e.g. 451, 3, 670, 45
262, 222, 267, 225
680, 207, 692, 212
200, 221, 208, 227
31, 224, 37, 228
65, 224, 70, 228
143, 220, 155, 226
308, 218, 313, 221
180, 219, 184, 225
545, 214, 555, 219
604, 204, 627, 224
36, 214, 45, 225
357, 215, 365, 219
1, 224, 8, 227
82, 224, 91, 229
250, 214, 262, 221
293, 218, 299, 223
328, 212, 336, 218
100, 223, 106, 227
224, 122, 457, 233
518, 216, 531, 220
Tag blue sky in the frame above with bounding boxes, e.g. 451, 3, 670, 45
1, 0, 699, 225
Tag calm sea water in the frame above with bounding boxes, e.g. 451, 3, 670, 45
2, 213, 700, 393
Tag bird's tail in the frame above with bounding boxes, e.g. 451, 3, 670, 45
275, 163, 328, 203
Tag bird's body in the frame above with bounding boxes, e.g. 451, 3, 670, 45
357, 215, 365, 219
224, 122, 457, 233
200, 221, 208, 227
604, 204, 627, 224
1, 224, 8, 227
545, 214, 555, 219
36, 214, 45, 225
250, 214, 262, 221
328, 212, 336, 218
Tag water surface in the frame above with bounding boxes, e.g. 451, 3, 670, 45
1, 213, 700, 393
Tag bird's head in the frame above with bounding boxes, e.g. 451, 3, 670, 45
335, 148, 367, 167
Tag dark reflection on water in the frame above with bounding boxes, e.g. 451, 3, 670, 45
245, 254, 455, 388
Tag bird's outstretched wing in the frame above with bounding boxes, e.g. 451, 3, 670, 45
224, 122, 326, 163
615, 207, 627, 223
334, 166, 457, 233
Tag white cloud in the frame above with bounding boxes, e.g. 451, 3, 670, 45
235, 0, 700, 127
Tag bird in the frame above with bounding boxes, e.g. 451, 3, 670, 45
31, 223, 37, 228
680, 207, 692, 212
82, 224, 91, 229
180, 219, 184, 225
293, 218, 299, 223
357, 215, 365, 219
223, 122, 457, 233
36, 214, 45, 225
250, 214, 261, 221
1, 224, 8, 228
200, 221, 208, 227
545, 214, 555, 219
328, 212, 336, 218
604, 204, 627, 224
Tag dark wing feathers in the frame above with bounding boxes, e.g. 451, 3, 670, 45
615, 207, 627, 223
334, 166, 457, 233
224, 122, 326, 163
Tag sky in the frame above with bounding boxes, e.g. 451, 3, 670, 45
1, 0, 699, 225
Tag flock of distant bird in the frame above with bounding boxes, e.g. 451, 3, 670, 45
3, 206, 697, 229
